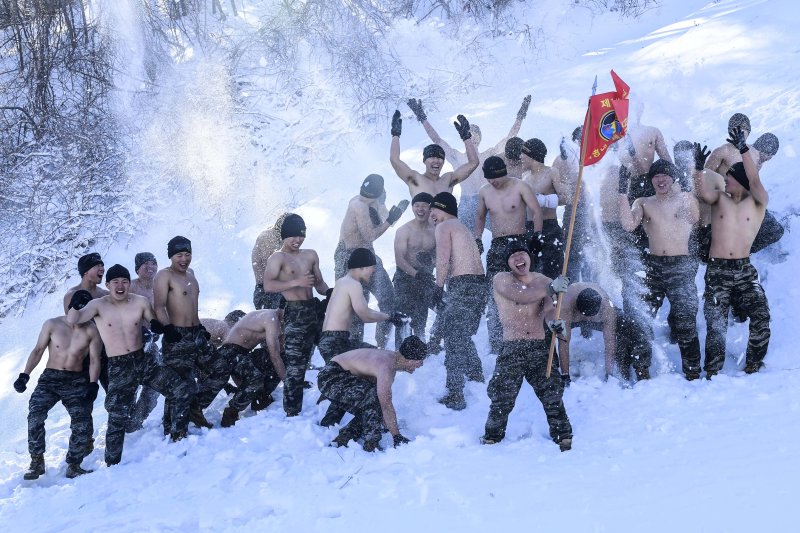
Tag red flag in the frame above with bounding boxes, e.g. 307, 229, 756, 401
580, 70, 630, 166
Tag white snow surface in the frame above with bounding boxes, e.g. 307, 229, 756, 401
2, 1, 800, 530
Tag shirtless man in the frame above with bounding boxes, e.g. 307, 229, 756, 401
217, 309, 285, 427
393, 192, 437, 341
251, 213, 293, 310
263, 214, 330, 416
126, 252, 162, 433
474, 156, 543, 354
694, 131, 770, 377
430, 192, 488, 410
201, 310, 246, 347
705, 113, 755, 176
67, 265, 194, 464
317, 335, 428, 451
620, 100, 673, 202
389, 110, 478, 199
407, 96, 530, 233
482, 241, 572, 451
521, 138, 566, 278
14, 291, 101, 480
618, 160, 702, 380
154, 236, 232, 430
334, 174, 408, 347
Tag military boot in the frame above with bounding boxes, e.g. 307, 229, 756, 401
66, 463, 93, 479
189, 401, 213, 429
23, 454, 45, 480
220, 406, 239, 428
558, 438, 572, 452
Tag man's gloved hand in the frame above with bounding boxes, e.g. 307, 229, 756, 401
199, 324, 212, 341
13, 373, 30, 393
393, 433, 411, 447
693, 142, 710, 171
163, 324, 181, 344
517, 95, 532, 121
368, 206, 382, 226
559, 137, 568, 160
415, 270, 435, 284
548, 275, 570, 296
529, 232, 545, 255
387, 311, 410, 328
453, 114, 471, 141
431, 285, 445, 309
391, 110, 402, 137
407, 98, 427, 122
85, 382, 99, 404
149, 319, 166, 334
561, 373, 571, 388
547, 319, 567, 338
618, 165, 631, 194
68, 289, 93, 311
386, 199, 410, 225
727, 126, 748, 153
475, 238, 484, 255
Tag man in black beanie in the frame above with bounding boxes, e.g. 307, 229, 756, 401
252, 213, 294, 310
430, 192, 487, 410
334, 175, 408, 348
264, 215, 331, 416
705, 112, 753, 176
502, 136, 525, 178
67, 264, 194, 462
154, 236, 233, 431
389, 108, 479, 199
618, 157, 702, 380
474, 155, 547, 354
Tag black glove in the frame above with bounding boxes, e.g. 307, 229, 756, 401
561, 374, 571, 388
149, 319, 166, 334
163, 324, 181, 344
431, 285, 445, 309
369, 206, 382, 226
68, 289, 93, 311
199, 324, 212, 341
13, 373, 30, 393
475, 238, 484, 255
387, 311, 410, 328
415, 270, 435, 284
618, 165, 631, 194
407, 98, 427, 122
559, 137, 568, 160
529, 231, 545, 255
517, 95, 531, 121
625, 135, 636, 158
453, 114, 471, 141
393, 433, 411, 447
391, 110, 402, 137
85, 382, 99, 404
693, 142, 710, 171
727, 126, 748, 153
386, 199, 410, 225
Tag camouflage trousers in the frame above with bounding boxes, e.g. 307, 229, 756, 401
604, 221, 652, 335
393, 269, 432, 343
28, 369, 92, 465
443, 275, 488, 398
334, 242, 396, 348
317, 361, 383, 442
703, 258, 770, 374
253, 283, 283, 310
484, 339, 572, 445
526, 219, 565, 279
126, 333, 162, 433
486, 235, 524, 353
106, 349, 193, 464
221, 344, 280, 412
282, 300, 320, 416
644, 255, 701, 376
318, 331, 375, 426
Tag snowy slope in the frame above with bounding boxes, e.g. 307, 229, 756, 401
2, 1, 800, 531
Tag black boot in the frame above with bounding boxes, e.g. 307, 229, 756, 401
66, 463, 93, 479
220, 406, 239, 428
23, 454, 45, 480
189, 401, 213, 429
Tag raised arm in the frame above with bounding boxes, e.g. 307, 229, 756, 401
356, 203, 392, 244
703, 145, 726, 174
66, 298, 100, 326
447, 115, 479, 187
376, 369, 400, 436
489, 95, 530, 154
692, 144, 722, 205
742, 144, 768, 207
389, 110, 419, 187
654, 129, 672, 163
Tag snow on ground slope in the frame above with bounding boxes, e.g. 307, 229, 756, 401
2, 1, 799, 531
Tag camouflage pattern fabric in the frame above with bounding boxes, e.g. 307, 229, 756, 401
282, 300, 320, 416
572, 312, 652, 381
27, 369, 92, 465
486, 234, 524, 353
125, 337, 162, 433
317, 331, 374, 427
105, 349, 193, 465
317, 361, 384, 442
393, 269, 432, 341
253, 283, 284, 310
443, 275, 487, 399
484, 339, 572, 445
526, 219, 565, 279
703, 258, 770, 374
220, 343, 274, 412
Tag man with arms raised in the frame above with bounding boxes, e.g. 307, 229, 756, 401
334, 174, 408, 347
318, 335, 428, 452
482, 242, 572, 451
406, 96, 530, 233
154, 236, 232, 430
264, 214, 330, 416
67, 265, 193, 464
694, 130, 771, 377
14, 291, 101, 479
475, 156, 543, 353
390, 109, 478, 198
618, 159, 702, 380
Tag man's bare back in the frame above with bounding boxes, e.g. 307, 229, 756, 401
433, 218, 484, 284
224, 309, 282, 351
323, 275, 388, 332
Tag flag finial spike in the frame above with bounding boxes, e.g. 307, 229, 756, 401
592, 75, 598, 96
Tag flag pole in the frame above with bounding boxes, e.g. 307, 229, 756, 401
545, 83, 595, 379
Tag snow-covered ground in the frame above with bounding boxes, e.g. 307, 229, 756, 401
2, 0, 799, 530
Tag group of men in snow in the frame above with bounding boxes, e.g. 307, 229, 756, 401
13, 97, 781, 480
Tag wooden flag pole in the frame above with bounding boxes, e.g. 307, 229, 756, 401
545, 107, 592, 378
